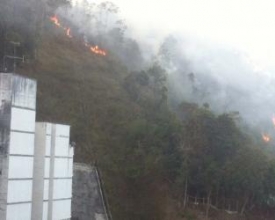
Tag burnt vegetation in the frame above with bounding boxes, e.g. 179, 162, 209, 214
1, 0, 275, 219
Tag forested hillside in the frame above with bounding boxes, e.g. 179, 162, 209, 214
1, 1, 275, 219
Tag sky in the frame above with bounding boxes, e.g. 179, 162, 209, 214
103, 0, 275, 71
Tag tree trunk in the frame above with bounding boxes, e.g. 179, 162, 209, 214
241, 194, 249, 215
215, 186, 219, 207
183, 178, 188, 209
206, 189, 212, 219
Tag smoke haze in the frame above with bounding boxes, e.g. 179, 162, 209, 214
65, 0, 275, 132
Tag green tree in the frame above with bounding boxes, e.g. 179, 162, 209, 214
224, 146, 268, 214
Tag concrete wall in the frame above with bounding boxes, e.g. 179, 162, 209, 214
0, 73, 74, 220
53, 124, 73, 220
32, 123, 73, 220
7, 75, 36, 220
32, 123, 47, 220
72, 163, 108, 220
0, 73, 37, 220
0, 73, 12, 219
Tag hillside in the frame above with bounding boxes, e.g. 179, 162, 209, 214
17, 26, 178, 219
3, 2, 275, 219
19, 27, 132, 160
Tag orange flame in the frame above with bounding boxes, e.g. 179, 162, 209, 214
262, 133, 271, 143
90, 45, 107, 56
49, 15, 72, 39
49, 15, 107, 56
50, 15, 61, 27
66, 28, 72, 38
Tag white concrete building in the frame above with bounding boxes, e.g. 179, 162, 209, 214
0, 73, 37, 220
0, 73, 74, 220
33, 123, 74, 220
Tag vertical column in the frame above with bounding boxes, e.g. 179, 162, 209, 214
47, 124, 55, 220
52, 124, 73, 220
46, 124, 73, 220
41, 123, 53, 220
0, 73, 12, 220
6, 74, 37, 220
32, 123, 47, 220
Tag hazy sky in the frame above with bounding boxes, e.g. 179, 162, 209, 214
101, 0, 275, 70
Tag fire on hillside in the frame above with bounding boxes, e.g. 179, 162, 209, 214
49, 15, 107, 56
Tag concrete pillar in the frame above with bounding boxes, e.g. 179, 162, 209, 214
32, 123, 47, 220
0, 73, 37, 220
47, 124, 56, 220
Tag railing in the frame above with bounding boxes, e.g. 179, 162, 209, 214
94, 165, 113, 220
185, 194, 240, 214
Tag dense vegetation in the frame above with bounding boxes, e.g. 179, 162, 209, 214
1, 1, 275, 219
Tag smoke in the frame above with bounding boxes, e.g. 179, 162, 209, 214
158, 35, 275, 128
57, 1, 275, 132
55, 0, 145, 70
102, 0, 275, 131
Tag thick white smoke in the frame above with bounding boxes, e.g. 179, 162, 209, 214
65, 0, 275, 133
